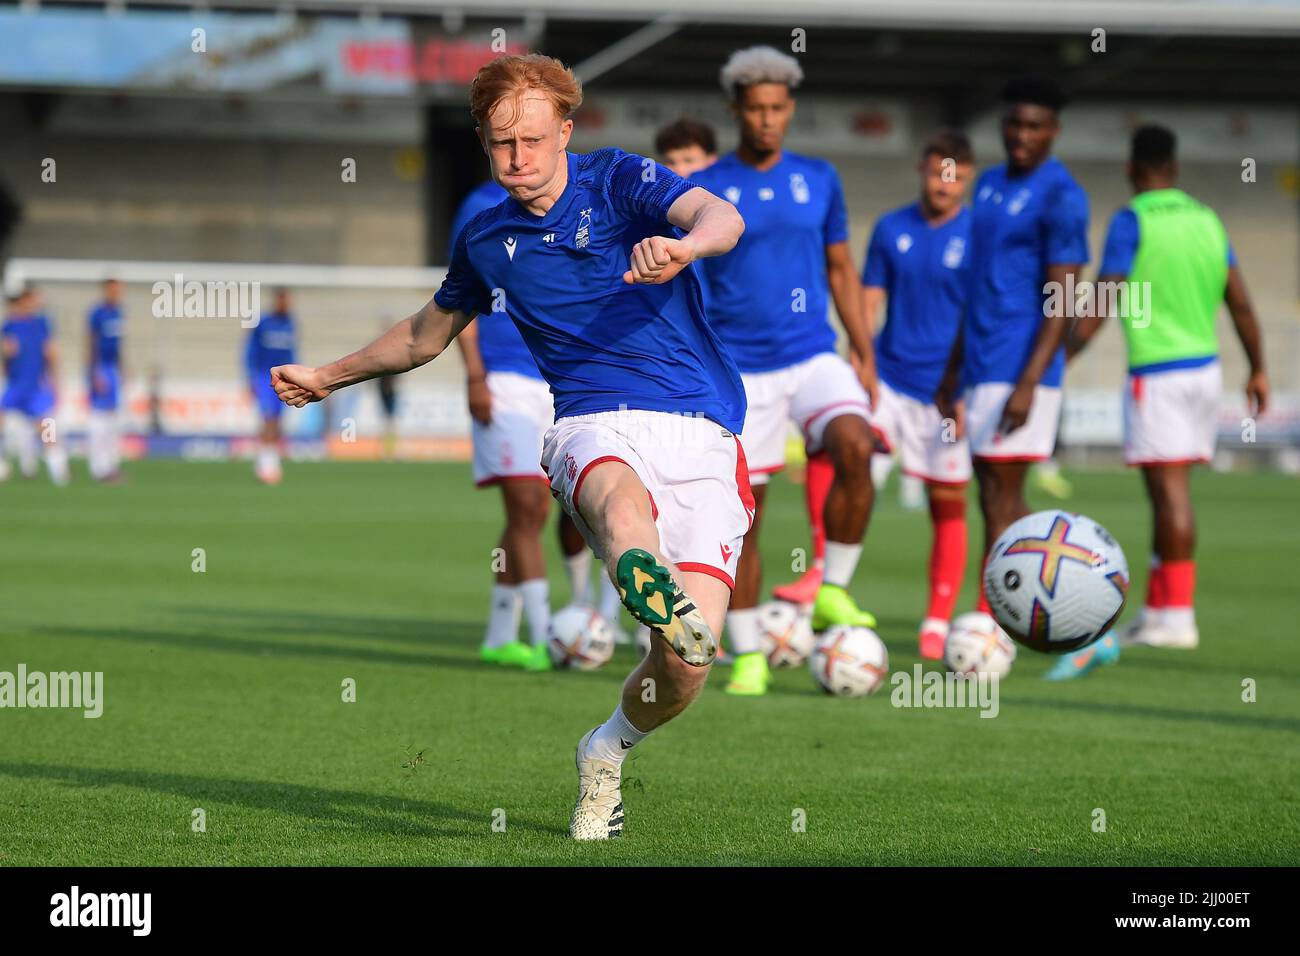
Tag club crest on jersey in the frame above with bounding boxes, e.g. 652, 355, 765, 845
943, 236, 965, 268
896, 233, 913, 253
503, 236, 517, 260
576, 208, 592, 249
724, 186, 741, 204
789, 173, 810, 204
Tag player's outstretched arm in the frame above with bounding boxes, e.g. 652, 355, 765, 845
623, 187, 744, 285
1224, 265, 1269, 415
271, 299, 474, 407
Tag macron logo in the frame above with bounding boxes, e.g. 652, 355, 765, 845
503, 236, 517, 261
50, 886, 151, 936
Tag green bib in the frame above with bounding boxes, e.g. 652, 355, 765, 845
1121, 188, 1226, 369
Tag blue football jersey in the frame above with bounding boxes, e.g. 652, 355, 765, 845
689, 151, 849, 372
450, 180, 543, 381
964, 157, 1089, 388
246, 312, 296, 379
88, 303, 123, 366
862, 203, 970, 403
434, 148, 746, 433
2, 314, 52, 392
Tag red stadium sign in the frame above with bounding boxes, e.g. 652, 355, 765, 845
341, 38, 529, 86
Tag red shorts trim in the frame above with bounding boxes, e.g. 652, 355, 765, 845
571, 455, 627, 509
1127, 457, 1209, 468
677, 561, 735, 591
750, 463, 785, 475
734, 436, 756, 529
475, 474, 550, 488
902, 467, 968, 488
800, 399, 871, 433
972, 454, 1049, 463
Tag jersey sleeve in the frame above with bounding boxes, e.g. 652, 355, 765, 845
822, 166, 850, 246
1044, 181, 1090, 266
433, 224, 493, 317
861, 220, 892, 289
602, 149, 695, 224
1098, 208, 1139, 277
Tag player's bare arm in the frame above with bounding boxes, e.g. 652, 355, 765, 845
622, 185, 743, 285
1224, 264, 1269, 415
935, 326, 965, 438
1066, 271, 1121, 360
455, 318, 493, 425
827, 241, 878, 406
272, 299, 475, 407
1001, 262, 1081, 433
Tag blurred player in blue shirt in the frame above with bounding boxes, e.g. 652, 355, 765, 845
269, 54, 750, 841
690, 46, 879, 696
937, 76, 1090, 620
1, 286, 69, 484
87, 278, 125, 481
245, 287, 296, 484
861, 130, 975, 659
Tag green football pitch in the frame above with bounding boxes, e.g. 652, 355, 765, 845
1, 460, 1297, 866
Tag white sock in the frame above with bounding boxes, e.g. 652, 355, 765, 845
88, 411, 114, 478
44, 443, 70, 486
565, 550, 593, 605
518, 578, 550, 647
598, 571, 622, 622
725, 607, 763, 655
1163, 606, 1196, 631
104, 414, 120, 475
16, 419, 38, 477
871, 452, 894, 491
256, 444, 280, 473
823, 541, 863, 589
484, 583, 522, 648
584, 703, 650, 766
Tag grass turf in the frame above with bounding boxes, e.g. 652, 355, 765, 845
1, 459, 1297, 866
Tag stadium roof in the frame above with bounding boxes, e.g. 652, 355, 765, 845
22, 0, 1300, 36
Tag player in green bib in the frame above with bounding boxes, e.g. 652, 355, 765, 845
1060, 124, 1268, 670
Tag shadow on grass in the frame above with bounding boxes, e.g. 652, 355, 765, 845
32, 618, 635, 688
0, 761, 568, 842
1007, 693, 1300, 734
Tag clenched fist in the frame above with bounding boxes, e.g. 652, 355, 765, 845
623, 235, 694, 285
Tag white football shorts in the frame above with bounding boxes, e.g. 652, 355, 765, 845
541, 408, 755, 589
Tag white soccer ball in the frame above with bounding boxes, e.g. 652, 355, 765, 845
547, 605, 616, 671
984, 509, 1129, 655
809, 625, 889, 697
943, 612, 1017, 678
757, 600, 816, 667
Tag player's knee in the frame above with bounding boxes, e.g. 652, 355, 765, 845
598, 492, 652, 546
827, 424, 874, 476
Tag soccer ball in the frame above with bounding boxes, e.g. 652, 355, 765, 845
547, 605, 616, 671
943, 612, 1017, 678
809, 625, 889, 697
984, 509, 1129, 654
757, 600, 815, 667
